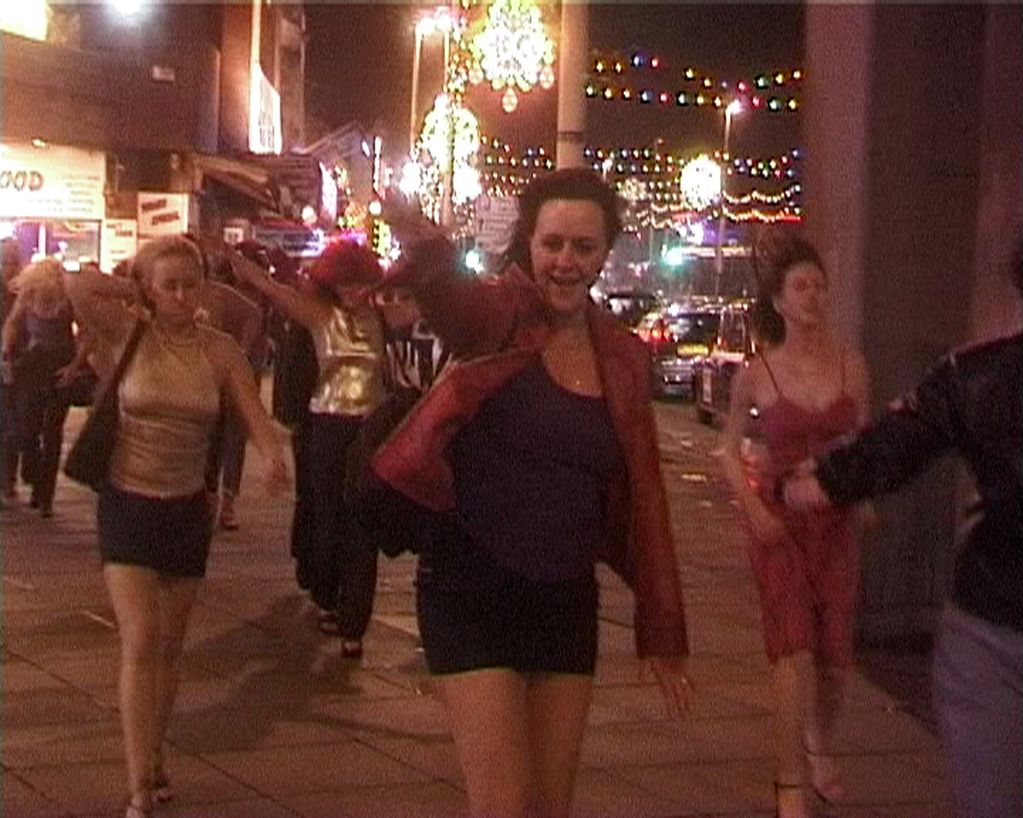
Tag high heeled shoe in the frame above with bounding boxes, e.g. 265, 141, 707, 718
805, 748, 846, 803
773, 781, 809, 818
124, 797, 152, 818
152, 770, 173, 803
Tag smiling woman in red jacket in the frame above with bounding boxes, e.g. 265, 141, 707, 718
376, 169, 690, 818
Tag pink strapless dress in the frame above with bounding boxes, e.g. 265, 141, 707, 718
749, 393, 861, 666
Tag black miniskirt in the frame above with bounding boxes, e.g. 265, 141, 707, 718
415, 524, 599, 676
98, 485, 212, 578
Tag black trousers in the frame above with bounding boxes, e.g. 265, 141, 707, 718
15, 381, 69, 510
290, 415, 315, 590
306, 413, 378, 640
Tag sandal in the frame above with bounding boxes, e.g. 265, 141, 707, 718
124, 797, 153, 818
341, 639, 363, 659
152, 770, 173, 803
806, 748, 846, 803
773, 781, 809, 818
316, 611, 340, 635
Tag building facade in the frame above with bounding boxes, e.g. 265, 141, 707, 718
1, 0, 318, 268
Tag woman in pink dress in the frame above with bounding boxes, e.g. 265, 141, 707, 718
720, 236, 870, 818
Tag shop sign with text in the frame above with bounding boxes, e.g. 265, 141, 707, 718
0, 143, 105, 221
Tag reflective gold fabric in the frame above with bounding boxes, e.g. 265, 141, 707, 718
308, 304, 385, 417
108, 324, 222, 498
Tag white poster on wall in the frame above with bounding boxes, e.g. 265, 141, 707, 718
137, 192, 191, 237
0, 142, 105, 221
474, 195, 518, 254
100, 219, 138, 273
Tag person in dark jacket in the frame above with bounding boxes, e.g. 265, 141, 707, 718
782, 240, 1023, 818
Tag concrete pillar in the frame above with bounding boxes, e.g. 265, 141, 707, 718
556, 2, 588, 169
804, 3, 1023, 641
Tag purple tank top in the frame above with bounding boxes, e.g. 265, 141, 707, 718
448, 359, 625, 582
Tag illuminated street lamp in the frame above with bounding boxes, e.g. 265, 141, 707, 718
715, 99, 743, 294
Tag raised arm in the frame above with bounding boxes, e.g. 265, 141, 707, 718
217, 246, 328, 333
62, 267, 135, 345
382, 206, 530, 358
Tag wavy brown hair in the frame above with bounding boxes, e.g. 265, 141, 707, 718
500, 168, 622, 275
751, 230, 827, 346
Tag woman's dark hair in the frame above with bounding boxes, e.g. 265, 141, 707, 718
501, 168, 622, 273
751, 231, 827, 346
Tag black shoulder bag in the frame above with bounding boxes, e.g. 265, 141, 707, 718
63, 321, 146, 492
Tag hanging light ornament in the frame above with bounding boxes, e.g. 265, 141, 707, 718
679, 155, 722, 211
417, 93, 483, 213
469, 0, 556, 114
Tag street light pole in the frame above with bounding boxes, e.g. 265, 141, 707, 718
715, 100, 742, 297
409, 26, 424, 155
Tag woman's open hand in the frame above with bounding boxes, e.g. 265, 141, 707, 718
264, 454, 291, 497
641, 656, 693, 719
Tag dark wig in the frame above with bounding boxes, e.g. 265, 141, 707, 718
500, 168, 622, 274
751, 232, 826, 346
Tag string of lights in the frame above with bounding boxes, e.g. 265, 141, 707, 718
583, 82, 799, 111
588, 51, 803, 89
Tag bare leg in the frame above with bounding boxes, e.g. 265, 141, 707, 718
525, 673, 593, 818
804, 664, 847, 801
104, 565, 161, 811
151, 577, 201, 791
437, 669, 534, 818
772, 652, 812, 818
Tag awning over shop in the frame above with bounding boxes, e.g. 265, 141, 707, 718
191, 155, 278, 210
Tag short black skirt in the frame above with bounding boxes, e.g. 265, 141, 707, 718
416, 524, 599, 676
98, 485, 212, 578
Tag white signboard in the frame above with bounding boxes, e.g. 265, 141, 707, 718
251, 225, 325, 258
0, 142, 105, 221
100, 219, 138, 273
474, 195, 518, 254
137, 192, 190, 237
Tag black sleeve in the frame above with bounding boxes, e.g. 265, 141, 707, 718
816, 356, 963, 505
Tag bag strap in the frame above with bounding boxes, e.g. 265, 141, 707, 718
93, 320, 146, 407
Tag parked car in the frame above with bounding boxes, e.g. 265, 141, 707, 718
693, 302, 759, 424
638, 306, 722, 399
601, 290, 661, 330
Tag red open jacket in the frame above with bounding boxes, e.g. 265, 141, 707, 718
372, 240, 688, 658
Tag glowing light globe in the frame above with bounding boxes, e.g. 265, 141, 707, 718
679, 155, 722, 211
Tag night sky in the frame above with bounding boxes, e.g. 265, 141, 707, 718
304, 2, 804, 162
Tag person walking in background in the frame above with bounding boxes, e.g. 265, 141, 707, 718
64, 236, 289, 818
201, 244, 270, 531
377, 169, 691, 818
783, 239, 1023, 818
263, 250, 320, 592
223, 238, 385, 658
1, 237, 24, 505
1, 258, 77, 517
719, 236, 870, 818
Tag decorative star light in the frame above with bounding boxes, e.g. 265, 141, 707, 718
469, 0, 556, 113
416, 94, 483, 217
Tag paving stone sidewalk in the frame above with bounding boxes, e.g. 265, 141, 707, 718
2, 405, 953, 817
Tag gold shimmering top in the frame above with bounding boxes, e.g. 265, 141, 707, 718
308, 304, 385, 417
109, 324, 223, 498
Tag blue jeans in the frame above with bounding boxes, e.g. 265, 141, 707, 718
933, 606, 1023, 818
